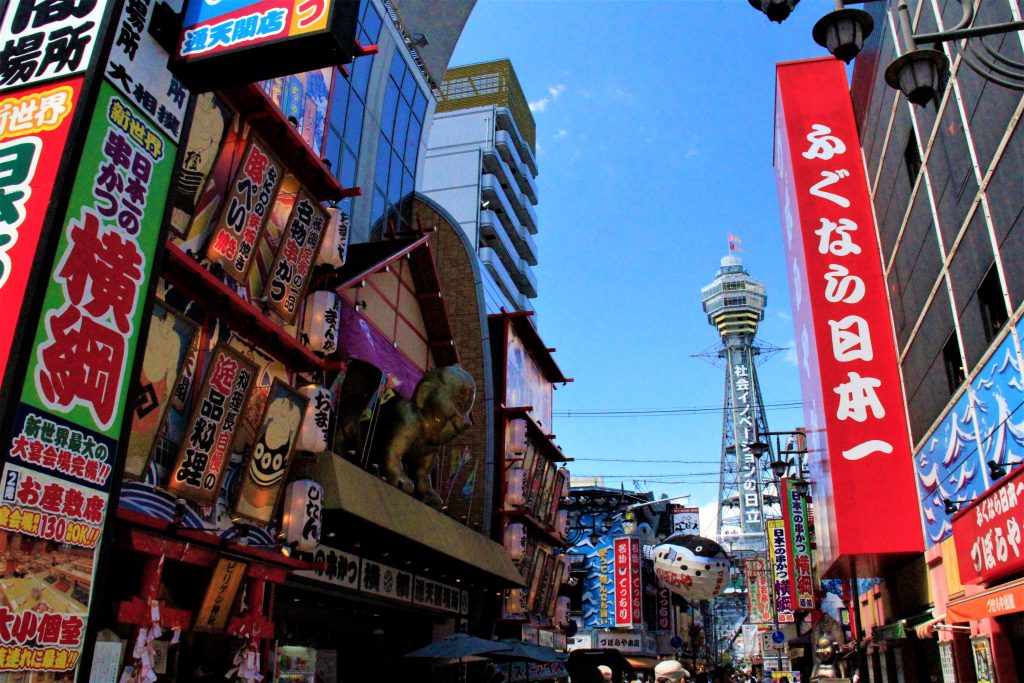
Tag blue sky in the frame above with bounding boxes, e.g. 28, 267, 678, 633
450, 0, 839, 531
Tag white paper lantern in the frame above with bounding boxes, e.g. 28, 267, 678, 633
504, 522, 526, 560
506, 588, 523, 615
282, 478, 323, 552
554, 595, 570, 626
302, 290, 340, 355
506, 467, 525, 506
295, 384, 334, 453
317, 208, 350, 268
556, 509, 569, 539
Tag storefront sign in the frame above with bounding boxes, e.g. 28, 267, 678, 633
124, 302, 198, 479
0, 0, 108, 92
1, 79, 175, 674
953, 463, 1024, 584
768, 519, 795, 623
939, 641, 958, 683
172, 0, 360, 91
566, 632, 593, 651
671, 505, 700, 534
232, 380, 306, 523
595, 631, 644, 654
614, 537, 641, 627
775, 57, 921, 571
195, 558, 247, 632
947, 577, 1024, 623
656, 584, 671, 630
359, 557, 412, 603
747, 557, 774, 624
105, 0, 189, 140
583, 525, 615, 629
206, 137, 283, 282
0, 78, 82, 391
265, 189, 328, 321
781, 478, 814, 609
168, 344, 257, 504
505, 329, 552, 427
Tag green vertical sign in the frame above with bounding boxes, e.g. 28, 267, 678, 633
1, 82, 176, 676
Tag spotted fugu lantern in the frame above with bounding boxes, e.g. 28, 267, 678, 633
652, 533, 730, 601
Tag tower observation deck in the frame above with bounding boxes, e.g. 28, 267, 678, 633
701, 254, 775, 554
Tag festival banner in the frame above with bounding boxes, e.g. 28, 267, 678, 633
167, 344, 257, 505
2, 80, 175, 673
264, 189, 329, 322
232, 380, 307, 523
781, 478, 815, 609
0, 79, 83, 392
206, 137, 283, 282
124, 302, 199, 479
746, 557, 773, 624
768, 519, 795, 623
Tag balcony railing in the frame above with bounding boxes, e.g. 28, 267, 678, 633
479, 209, 521, 276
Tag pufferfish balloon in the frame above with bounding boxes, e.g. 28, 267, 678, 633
652, 534, 730, 601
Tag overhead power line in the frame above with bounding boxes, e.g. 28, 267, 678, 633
554, 400, 802, 417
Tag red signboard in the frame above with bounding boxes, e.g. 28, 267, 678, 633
775, 58, 922, 572
614, 537, 641, 627
781, 478, 814, 609
0, 78, 83, 391
953, 464, 1024, 585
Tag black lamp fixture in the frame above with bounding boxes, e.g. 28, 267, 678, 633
943, 498, 970, 515
748, 440, 770, 461
792, 478, 810, 497
988, 459, 1008, 480
752, 0, 1024, 104
748, 0, 800, 24
769, 458, 789, 481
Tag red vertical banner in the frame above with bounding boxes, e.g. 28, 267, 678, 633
781, 478, 815, 609
614, 537, 632, 627
768, 519, 795, 623
775, 58, 922, 572
0, 79, 84, 390
656, 584, 671, 630
746, 557, 774, 624
629, 537, 642, 625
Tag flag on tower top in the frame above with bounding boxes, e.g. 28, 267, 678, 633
728, 233, 742, 252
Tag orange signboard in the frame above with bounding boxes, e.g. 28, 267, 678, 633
946, 577, 1024, 623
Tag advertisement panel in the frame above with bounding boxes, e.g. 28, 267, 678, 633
582, 524, 615, 629
775, 58, 921, 570
746, 557, 774, 624
0, 78, 83, 391
781, 478, 814, 609
265, 189, 329, 321
656, 584, 671, 630
0, 0, 108, 92
670, 505, 700, 534
194, 558, 247, 632
2, 80, 175, 674
952, 463, 1024, 585
505, 330, 552, 428
768, 519, 795, 623
260, 69, 332, 156
613, 537, 641, 627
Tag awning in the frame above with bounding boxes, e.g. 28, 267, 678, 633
947, 577, 1024, 623
871, 621, 906, 641
313, 453, 524, 587
914, 614, 946, 639
624, 656, 660, 670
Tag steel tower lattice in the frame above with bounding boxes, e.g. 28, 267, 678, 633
701, 254, 779, 553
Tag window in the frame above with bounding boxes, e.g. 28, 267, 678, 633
904, 134, 921, 186
943, 333, 965, 394
723, 296, 747, 307
723, 281, 745, 292
978, 265, 1009, 344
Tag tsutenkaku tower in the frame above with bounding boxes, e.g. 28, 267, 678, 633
701, 253, 776, 554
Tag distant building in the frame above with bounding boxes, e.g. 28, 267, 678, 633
422, 59, 540, 313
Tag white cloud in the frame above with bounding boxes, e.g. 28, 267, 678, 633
548, 83, 566, 99
529, 98, 549, 113
529, 84, 566, 113
685, 146, 699, 158
782, 339, 798, 366
554, 129, 569, 140
698, 499, 719, 540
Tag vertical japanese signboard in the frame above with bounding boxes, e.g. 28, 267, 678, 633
729, 355, 765, 535
583, 531, 614, 629
2, 78, 175, 673
206, 137, 283, 282
775, 58, 922, 571
781, 478, 814, 610
194, 558, 247, 632
0, 0, 108, 92
746, 557, 774, 624
264, 190, 328, 322
952, 464, 1024, 585
768, 519, 795, 623
167, 344, 257, 505
614, 537, 641, 627
0, 78, 83, 391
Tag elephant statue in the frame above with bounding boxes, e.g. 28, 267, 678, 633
334, 364, 475, 508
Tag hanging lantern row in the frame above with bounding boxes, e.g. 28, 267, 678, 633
506, 467, 525, 507
282, 478, 323, 552
504, 522, 526, 561
302, 290, 340, 355
295, 384, 335, 453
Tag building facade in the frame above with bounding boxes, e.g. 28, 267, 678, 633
421, 60, 541, 313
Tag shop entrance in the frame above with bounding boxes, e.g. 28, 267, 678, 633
1005, 612, 1024, 682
